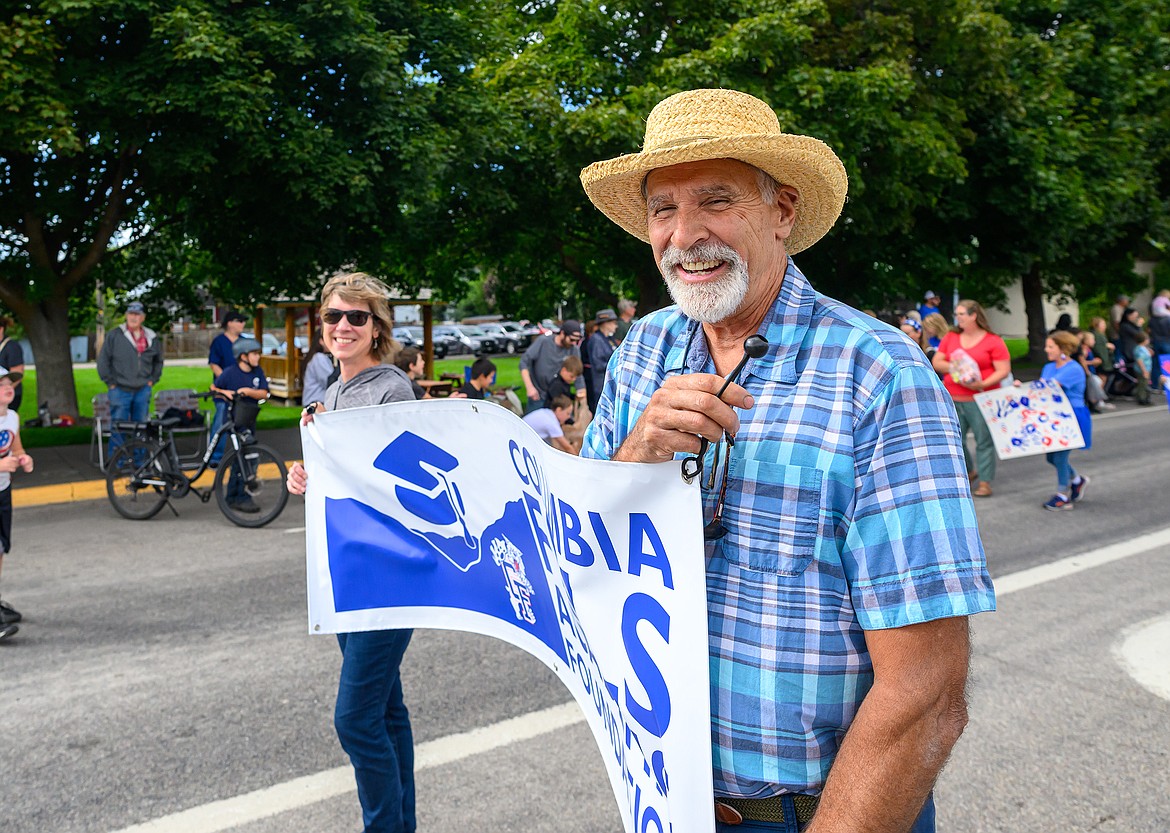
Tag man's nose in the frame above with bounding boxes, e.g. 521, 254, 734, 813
669, 205, 709, 252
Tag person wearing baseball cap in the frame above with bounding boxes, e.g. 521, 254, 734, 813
518, 318, 584, 410
577, 88, 993, 831
207, 310, 249, 464
582, 308, 619, 416
97, 301, 164, 459
918, 290, 942, 320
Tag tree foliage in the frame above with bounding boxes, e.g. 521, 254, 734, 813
2, 0, 1166, 414
390, 0, 1169, 338
0, 0, 487, 415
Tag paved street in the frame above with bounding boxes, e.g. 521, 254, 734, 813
2, 404, 1168, 833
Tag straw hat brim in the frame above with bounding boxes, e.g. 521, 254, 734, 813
580, 134, 847, 255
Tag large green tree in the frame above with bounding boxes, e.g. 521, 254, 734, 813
0, 0, 482, 416
391, 0, 1168, 341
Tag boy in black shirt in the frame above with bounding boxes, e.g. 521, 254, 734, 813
456, 357, 496, 400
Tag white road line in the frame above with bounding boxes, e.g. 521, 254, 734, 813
108, 528, 1170, 833
107, 702, 584, 833
283, 526, 305, 534
1113, 614, 1170, 702
994, 525, 1170, 597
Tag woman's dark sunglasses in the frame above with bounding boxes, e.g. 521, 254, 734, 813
322, 308, 372, 326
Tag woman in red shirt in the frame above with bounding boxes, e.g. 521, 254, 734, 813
931, 299, 1012, 497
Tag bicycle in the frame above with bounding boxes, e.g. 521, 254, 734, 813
105, 393, 289, 528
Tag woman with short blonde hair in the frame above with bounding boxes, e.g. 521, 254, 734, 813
318, 271, 398, 363
287, 270, 418, 832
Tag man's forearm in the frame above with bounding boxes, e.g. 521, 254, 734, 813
805, 620, 970, 833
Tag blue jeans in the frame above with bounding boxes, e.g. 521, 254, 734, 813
209, 399, 229, 464
335, 629, 416, 833
108, 385, 152, 458
715, 794, 935, 832
1045, 450, 1076, 492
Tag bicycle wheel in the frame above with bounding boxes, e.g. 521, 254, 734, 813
214, 443, 289, 528
106, 440, 171, 520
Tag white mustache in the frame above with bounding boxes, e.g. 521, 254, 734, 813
660, 242, 742, 272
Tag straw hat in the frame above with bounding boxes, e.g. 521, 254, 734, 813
580, 89, 848, 254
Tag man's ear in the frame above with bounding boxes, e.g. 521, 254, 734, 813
774, 185, 799, 240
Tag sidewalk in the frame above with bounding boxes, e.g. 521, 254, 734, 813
13, 426, 305, 508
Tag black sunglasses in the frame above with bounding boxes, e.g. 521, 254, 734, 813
702, 437, 733, 541
322, 308, 373, 327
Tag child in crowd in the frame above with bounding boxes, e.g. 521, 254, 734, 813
522, 394, 578, 454
212, 338, 270, 512
456, 357, 496, 400
1038, 331, 1091, 511
1078, 330, 1114, 411
0, 367, 35, 642
1132, 330, 1154, 405
543, 355, 583, 410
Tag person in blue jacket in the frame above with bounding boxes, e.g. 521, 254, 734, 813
1038, 330, 1092, 511
207, 311, 248, 464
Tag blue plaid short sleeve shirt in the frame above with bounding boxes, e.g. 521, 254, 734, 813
582, 262, 996, 797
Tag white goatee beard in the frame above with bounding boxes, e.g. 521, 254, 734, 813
659, 242, 750, 324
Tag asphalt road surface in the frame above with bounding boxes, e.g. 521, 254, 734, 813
2, 405, 1167, 833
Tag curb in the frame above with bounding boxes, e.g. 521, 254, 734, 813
15, 460, 302, 509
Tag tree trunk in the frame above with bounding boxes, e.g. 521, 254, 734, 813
21, 300, 81, 420
1021, 265, 1049, 365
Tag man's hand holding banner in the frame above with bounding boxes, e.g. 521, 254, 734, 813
302, 399, 715, 833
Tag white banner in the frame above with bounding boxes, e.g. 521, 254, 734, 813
302, 399, 714, 833
973, 379, 1085, 460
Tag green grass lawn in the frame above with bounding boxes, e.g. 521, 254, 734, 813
17, 355, 525, 448
16, 341, 1031, 449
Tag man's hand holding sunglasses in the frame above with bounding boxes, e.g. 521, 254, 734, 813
612, 374, 753, 464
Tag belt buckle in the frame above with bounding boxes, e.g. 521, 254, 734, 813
714, 801, 744, 825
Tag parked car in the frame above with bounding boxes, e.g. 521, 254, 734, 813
242, 332, 283, 355
500, 321, 538, 349
392, 326, 450, 359
479, 322, 530, 354
434, 324, 474, 355
280, 336, 308, 355
457, 325, 500, 355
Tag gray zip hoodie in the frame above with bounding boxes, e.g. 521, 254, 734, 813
325, 363, 415, 411
97, 324, 164, 390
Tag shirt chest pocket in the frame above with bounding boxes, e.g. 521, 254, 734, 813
718, 460, 823, 576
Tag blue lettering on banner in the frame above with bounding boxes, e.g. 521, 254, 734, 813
506, 437, 674, 830
561, 502, 594, 567
628, 514, 674, 589
622, 593, 672, 739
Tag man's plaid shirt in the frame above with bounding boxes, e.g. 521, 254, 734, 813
582, 261, 996, 797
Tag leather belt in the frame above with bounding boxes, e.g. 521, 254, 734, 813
715, 793, 819, 826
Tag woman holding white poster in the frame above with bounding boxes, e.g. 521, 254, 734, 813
932, 299, 1012, 497
1038, 330, 1093, 511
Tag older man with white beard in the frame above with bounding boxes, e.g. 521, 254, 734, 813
579, 89, 995, 833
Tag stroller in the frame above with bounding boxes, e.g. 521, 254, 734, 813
1104, 357, 1139, 398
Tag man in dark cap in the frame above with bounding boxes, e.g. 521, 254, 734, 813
519, 319, 584, 411
97, 301, 164, 458
583, 308, 619, 415
208, 310, 248, 464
